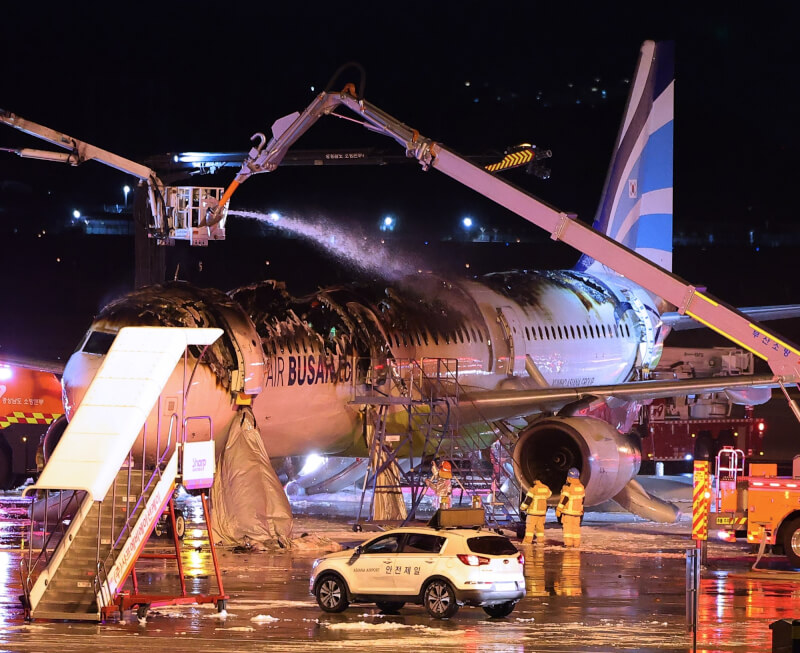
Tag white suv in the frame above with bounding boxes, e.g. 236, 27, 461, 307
309, 526, 525, 618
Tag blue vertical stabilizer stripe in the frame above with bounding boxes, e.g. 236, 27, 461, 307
639, 122, 673, 195
575, 40, 674, 273
630, 213, 672, 250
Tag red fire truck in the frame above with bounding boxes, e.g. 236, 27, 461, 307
638, 347, 767, 472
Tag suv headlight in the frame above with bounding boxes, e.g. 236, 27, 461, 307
311, 558, 322, 571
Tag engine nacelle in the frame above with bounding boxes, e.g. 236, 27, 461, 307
512, 416, 641, 506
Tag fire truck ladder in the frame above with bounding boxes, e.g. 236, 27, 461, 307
19, 327, 226, 621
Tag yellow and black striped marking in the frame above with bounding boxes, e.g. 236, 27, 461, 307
0, 412, 62, 429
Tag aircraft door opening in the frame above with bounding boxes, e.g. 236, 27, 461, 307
497, 307, 527, 376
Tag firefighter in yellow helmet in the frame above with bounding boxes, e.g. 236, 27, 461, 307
520, 479, 551, 544
425, 460, 453, 509
556, 468, 585, 548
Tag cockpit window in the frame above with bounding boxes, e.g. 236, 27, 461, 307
82, 331, 117, 355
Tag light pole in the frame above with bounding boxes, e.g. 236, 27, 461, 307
462, 216, 474, 241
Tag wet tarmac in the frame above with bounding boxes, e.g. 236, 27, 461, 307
2, 491, 800, 652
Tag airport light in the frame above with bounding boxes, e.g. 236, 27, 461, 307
380, 215, 396, 232
72, 209, 81, 220
123, 185, 131, 206
462, 217, 473, 229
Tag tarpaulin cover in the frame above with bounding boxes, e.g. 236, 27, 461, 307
210, 407, 293, 548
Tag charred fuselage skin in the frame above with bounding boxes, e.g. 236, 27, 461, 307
61, 270, 662, 504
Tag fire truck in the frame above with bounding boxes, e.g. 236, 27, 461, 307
0, 361, 64, 490
713, 446, 800, 567
638, 347, 767, 472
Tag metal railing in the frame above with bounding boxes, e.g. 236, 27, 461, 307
351, 356, 523, 529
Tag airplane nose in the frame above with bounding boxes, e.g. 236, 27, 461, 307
61, 351, 104, 420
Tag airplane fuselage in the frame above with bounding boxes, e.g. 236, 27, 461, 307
61, 269, 664, 461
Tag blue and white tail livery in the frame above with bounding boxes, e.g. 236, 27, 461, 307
577, 40, 674, 274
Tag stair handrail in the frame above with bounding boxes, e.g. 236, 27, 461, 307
106, 413, 178, 554
95, 559, 112, 609
21, 488, 89, 595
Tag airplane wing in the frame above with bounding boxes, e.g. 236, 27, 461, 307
662, 305, 800, 331
460, 374, 778, 421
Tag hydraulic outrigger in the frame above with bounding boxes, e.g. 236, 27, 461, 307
206, 82, 800, 419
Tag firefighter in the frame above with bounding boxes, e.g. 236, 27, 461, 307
520, 479, 551, 544
425, 460, 453, 509
556, 468, 585, 548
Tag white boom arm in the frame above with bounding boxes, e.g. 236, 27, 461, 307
212, 84, 800, 388
0, 109, 167, 230
1, 109, 227, 245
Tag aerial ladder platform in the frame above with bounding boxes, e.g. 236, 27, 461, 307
19, 327, 227, 621
207, 80, 800, 415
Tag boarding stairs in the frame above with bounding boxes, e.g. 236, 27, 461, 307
19, 327, 224, 621
351, 357, 523, 531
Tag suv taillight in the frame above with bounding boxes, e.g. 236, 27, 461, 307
457, 554, 490, 566
517, 552, 525, 565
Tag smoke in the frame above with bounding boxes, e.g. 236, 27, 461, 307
230, 210, 424, 281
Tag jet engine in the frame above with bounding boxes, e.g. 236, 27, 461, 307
512, 416, 641, 506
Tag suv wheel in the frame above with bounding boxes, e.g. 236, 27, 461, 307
423, 579, 458, 619
375, 601, 405, 614
483, 601, 516, 618
315, 574, 349, 613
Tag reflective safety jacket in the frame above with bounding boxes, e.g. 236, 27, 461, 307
521, 481, 552, 516
425, 476, 452, 498
558, 478, 585, 516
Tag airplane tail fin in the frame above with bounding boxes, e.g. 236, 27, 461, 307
576, 40, 674, 274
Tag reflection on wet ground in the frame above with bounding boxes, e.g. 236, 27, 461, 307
2, 491, 800, 652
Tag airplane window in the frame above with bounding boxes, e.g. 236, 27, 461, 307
423, 331, 429, 346
570, 325, 576, 339
614, 325, 619, 338
544, 326, 550, 340
537, 326, 543, 340
582, 325, 589, 339
626, 324, 631, 337
457, 328, 464, 344
525, 326, 530, 340
82, 331, 116, 355
557, 325, 563, 340
402, 333, 408, 347
471, 327, 478, 342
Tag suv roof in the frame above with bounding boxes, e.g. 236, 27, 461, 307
370, 526, 505, 539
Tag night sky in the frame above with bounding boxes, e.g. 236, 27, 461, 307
0, 4, 797, 356
2, 5, 795, 223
